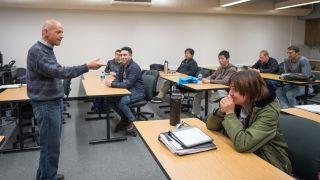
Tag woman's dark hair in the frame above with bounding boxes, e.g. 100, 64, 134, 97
229, 71, 269, 113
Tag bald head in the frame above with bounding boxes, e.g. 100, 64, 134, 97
42, 19, 64, 46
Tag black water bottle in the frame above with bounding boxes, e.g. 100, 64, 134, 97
170, 88, 182, 126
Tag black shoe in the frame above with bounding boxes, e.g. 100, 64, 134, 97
57, 174, 64, 180
114, 120, 129, 133
126, 121, 137, 136
151, 97, 163, 103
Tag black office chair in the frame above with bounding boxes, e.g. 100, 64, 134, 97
129, 74, 156, 120
13, 102, 39, 148
14, 68, 26, 84
279, 114, 320, 180
296, 71, 320, 104
62, 79, 72, 123
143, 69, 159, 96
278, 62, 285, 75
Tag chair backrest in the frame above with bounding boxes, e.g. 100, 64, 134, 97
312, 71, 320, 94
278, 62, 285, 74
63, 79, 72, 97
279, 115, 320, 179
142, 74, 156, 101
143, 70, 159, 95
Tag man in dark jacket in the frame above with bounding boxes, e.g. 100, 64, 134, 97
27, 19, 105, 180
105, 49, 122, 76
151, 48, 198, 103
249, 50, 279, 91
105, 47, 145, 134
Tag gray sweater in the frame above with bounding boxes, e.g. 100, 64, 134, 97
284, 55, 311, 78
27, 41, 89, 101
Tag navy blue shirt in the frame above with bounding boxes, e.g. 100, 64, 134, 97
111, 59, 145, 101
177, 58, 198, 76
251, 57, 279, 74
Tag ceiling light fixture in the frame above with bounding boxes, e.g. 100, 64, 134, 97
220, 0, 251, 7
275, 0, 320, 10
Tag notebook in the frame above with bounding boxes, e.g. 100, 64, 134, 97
169, 126, 213, 148
295, 104, 320, 114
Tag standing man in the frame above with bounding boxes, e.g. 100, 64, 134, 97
276, 45, 313, 108
27, 19, 106, 180
192, 50, 237, 118
151, 48, 198, 103
105, 49, 122, 76
248, 50, 279, 91
105, 47, 145, 134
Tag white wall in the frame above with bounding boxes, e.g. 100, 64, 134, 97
0, 8, 305, 97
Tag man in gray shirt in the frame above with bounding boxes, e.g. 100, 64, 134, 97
192, 50, 237, 118
276, 45, 313, 108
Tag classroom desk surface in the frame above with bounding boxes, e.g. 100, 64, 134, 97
281, 108, 320, 124
0, 136, 5, 146
0, 86, 29, 102
159, 72, 228, 116
159, 72, 228, 91
81, 71, 130, 144
260, 73, 320, 85
82, 71, 130, 97
134, 118, 292, 180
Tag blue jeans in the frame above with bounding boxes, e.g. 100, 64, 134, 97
265, 80, 278, 92
276, 84, 306, 108
31, 99, 63, 180
110, 96, 135, 121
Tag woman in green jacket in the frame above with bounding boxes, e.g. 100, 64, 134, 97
206, 70, 292, 174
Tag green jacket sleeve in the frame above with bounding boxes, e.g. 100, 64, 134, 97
222, 108, 278, 153
206, 108, 225, 131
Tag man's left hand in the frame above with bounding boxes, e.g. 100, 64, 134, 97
105, 79, 113, 87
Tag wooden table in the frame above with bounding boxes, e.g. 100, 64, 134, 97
160, 72, 229, 116
82, 71, 131, 144
0, 136, 5, 146
260, 73, 320, 104
281, 108, 320, 124
0, 87, 40, 153
134, 118, 292, 180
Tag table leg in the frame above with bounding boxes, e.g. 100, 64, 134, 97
89, 97, 127, 144
205, 91, 209, 117
304, 85, 308, 105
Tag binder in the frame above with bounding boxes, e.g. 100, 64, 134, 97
158, 132, 216, 156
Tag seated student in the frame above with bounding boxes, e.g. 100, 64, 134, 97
92, 49, 123, 112
151, 48, 198, 103
206, 71, 292, 174
192, 50, 237, 118
276, 45, 313, 108
105, 47, 145, 134
105, 49, 122, 76
248, 50, 279, 91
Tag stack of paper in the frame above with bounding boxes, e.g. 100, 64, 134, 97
158, 126, 216, 155
295, 104, 320, 114
0, 84, 21, 89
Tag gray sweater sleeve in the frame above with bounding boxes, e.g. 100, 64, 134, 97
34, 52, 89, 79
